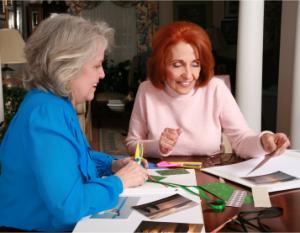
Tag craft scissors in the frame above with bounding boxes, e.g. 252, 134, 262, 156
134, 142, 144, 165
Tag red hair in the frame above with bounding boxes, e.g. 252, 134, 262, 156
148, 21, 215, 89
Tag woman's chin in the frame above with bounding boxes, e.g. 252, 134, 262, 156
88, 91, 96, 101
175, 87, 193, 94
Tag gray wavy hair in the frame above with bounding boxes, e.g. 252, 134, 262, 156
23, 14, 114, 97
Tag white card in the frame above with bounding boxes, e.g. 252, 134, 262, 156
252, 186, 272, 207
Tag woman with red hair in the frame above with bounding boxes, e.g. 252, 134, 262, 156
125, 21, 289, 158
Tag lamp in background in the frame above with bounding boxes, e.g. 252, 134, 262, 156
0, 28, 26, 125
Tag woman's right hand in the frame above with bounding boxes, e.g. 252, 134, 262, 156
159, 128, 182, 155
115, 160, 148, 189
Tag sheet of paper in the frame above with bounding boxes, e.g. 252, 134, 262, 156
90, 197, 140, 219
202, 150, 300, 192
252, 186, 272, 207
73, 195, 203, 232
121, 169, 198, 197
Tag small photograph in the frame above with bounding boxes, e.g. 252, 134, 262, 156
91, 197, 140, 219
242, 171, 298, 185
134, 220, 203, 233
132, 194, 198, 219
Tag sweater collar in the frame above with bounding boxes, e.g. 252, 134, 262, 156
164, 83, 197, 99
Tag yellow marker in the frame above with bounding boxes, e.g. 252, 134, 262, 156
141, 143, 144, 159
134, 143, 143, 165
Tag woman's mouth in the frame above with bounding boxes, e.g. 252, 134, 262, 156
178, 81, 192, 87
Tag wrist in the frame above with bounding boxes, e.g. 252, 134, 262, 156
111, 160, 118, 173
159, 148, 172, 157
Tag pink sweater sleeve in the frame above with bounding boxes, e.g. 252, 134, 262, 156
125, 85, 162, 157
218, 83, 266, 158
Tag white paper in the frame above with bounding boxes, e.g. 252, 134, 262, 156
202, 150, 300, 192
73, 169, 204, 232
121, 169, 198, 197
74, 196, 203, 232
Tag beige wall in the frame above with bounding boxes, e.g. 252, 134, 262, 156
277, 1, 298, 136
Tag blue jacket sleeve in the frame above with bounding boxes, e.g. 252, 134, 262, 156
89, 150, 116, 176
27, 105, 123, 224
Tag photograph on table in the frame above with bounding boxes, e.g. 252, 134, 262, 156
242, 171, 298, 185
132, 194, 198, 219
134, 220, 203, 233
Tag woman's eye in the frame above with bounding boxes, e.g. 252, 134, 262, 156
192, 61, 200, 67
172, 62, 181, 68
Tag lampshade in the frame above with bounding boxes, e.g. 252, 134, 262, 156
0, 28, 26, 64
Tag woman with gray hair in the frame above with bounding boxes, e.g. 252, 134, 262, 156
0, 14, 148, 232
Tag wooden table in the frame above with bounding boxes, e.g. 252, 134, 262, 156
161, 154, 300, 232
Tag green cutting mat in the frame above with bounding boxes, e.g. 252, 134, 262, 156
200, 182, 253, 204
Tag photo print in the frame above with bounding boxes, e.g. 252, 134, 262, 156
242, 171, 298, 185
132, 194, 198, 219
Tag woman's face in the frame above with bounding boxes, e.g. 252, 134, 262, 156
70, 45, 105, 105
165, 41, 201, 94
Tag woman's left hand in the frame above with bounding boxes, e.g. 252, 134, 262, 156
261, 132, 290, 156
112, 157, 148, 173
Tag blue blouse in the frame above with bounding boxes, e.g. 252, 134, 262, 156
0, 89, 123, 231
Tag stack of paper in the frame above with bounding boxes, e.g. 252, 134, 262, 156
73, 169, 204, 233
202, 150, 300, 192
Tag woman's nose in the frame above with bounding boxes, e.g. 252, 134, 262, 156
183, 67, 193, 79
99, 68, 105, 80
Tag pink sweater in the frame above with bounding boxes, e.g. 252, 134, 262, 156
125, 78, 266, 158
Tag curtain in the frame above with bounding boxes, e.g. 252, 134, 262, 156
81, 1, 137, 64
66, 1, 160, 61
135, 1, 159, 54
